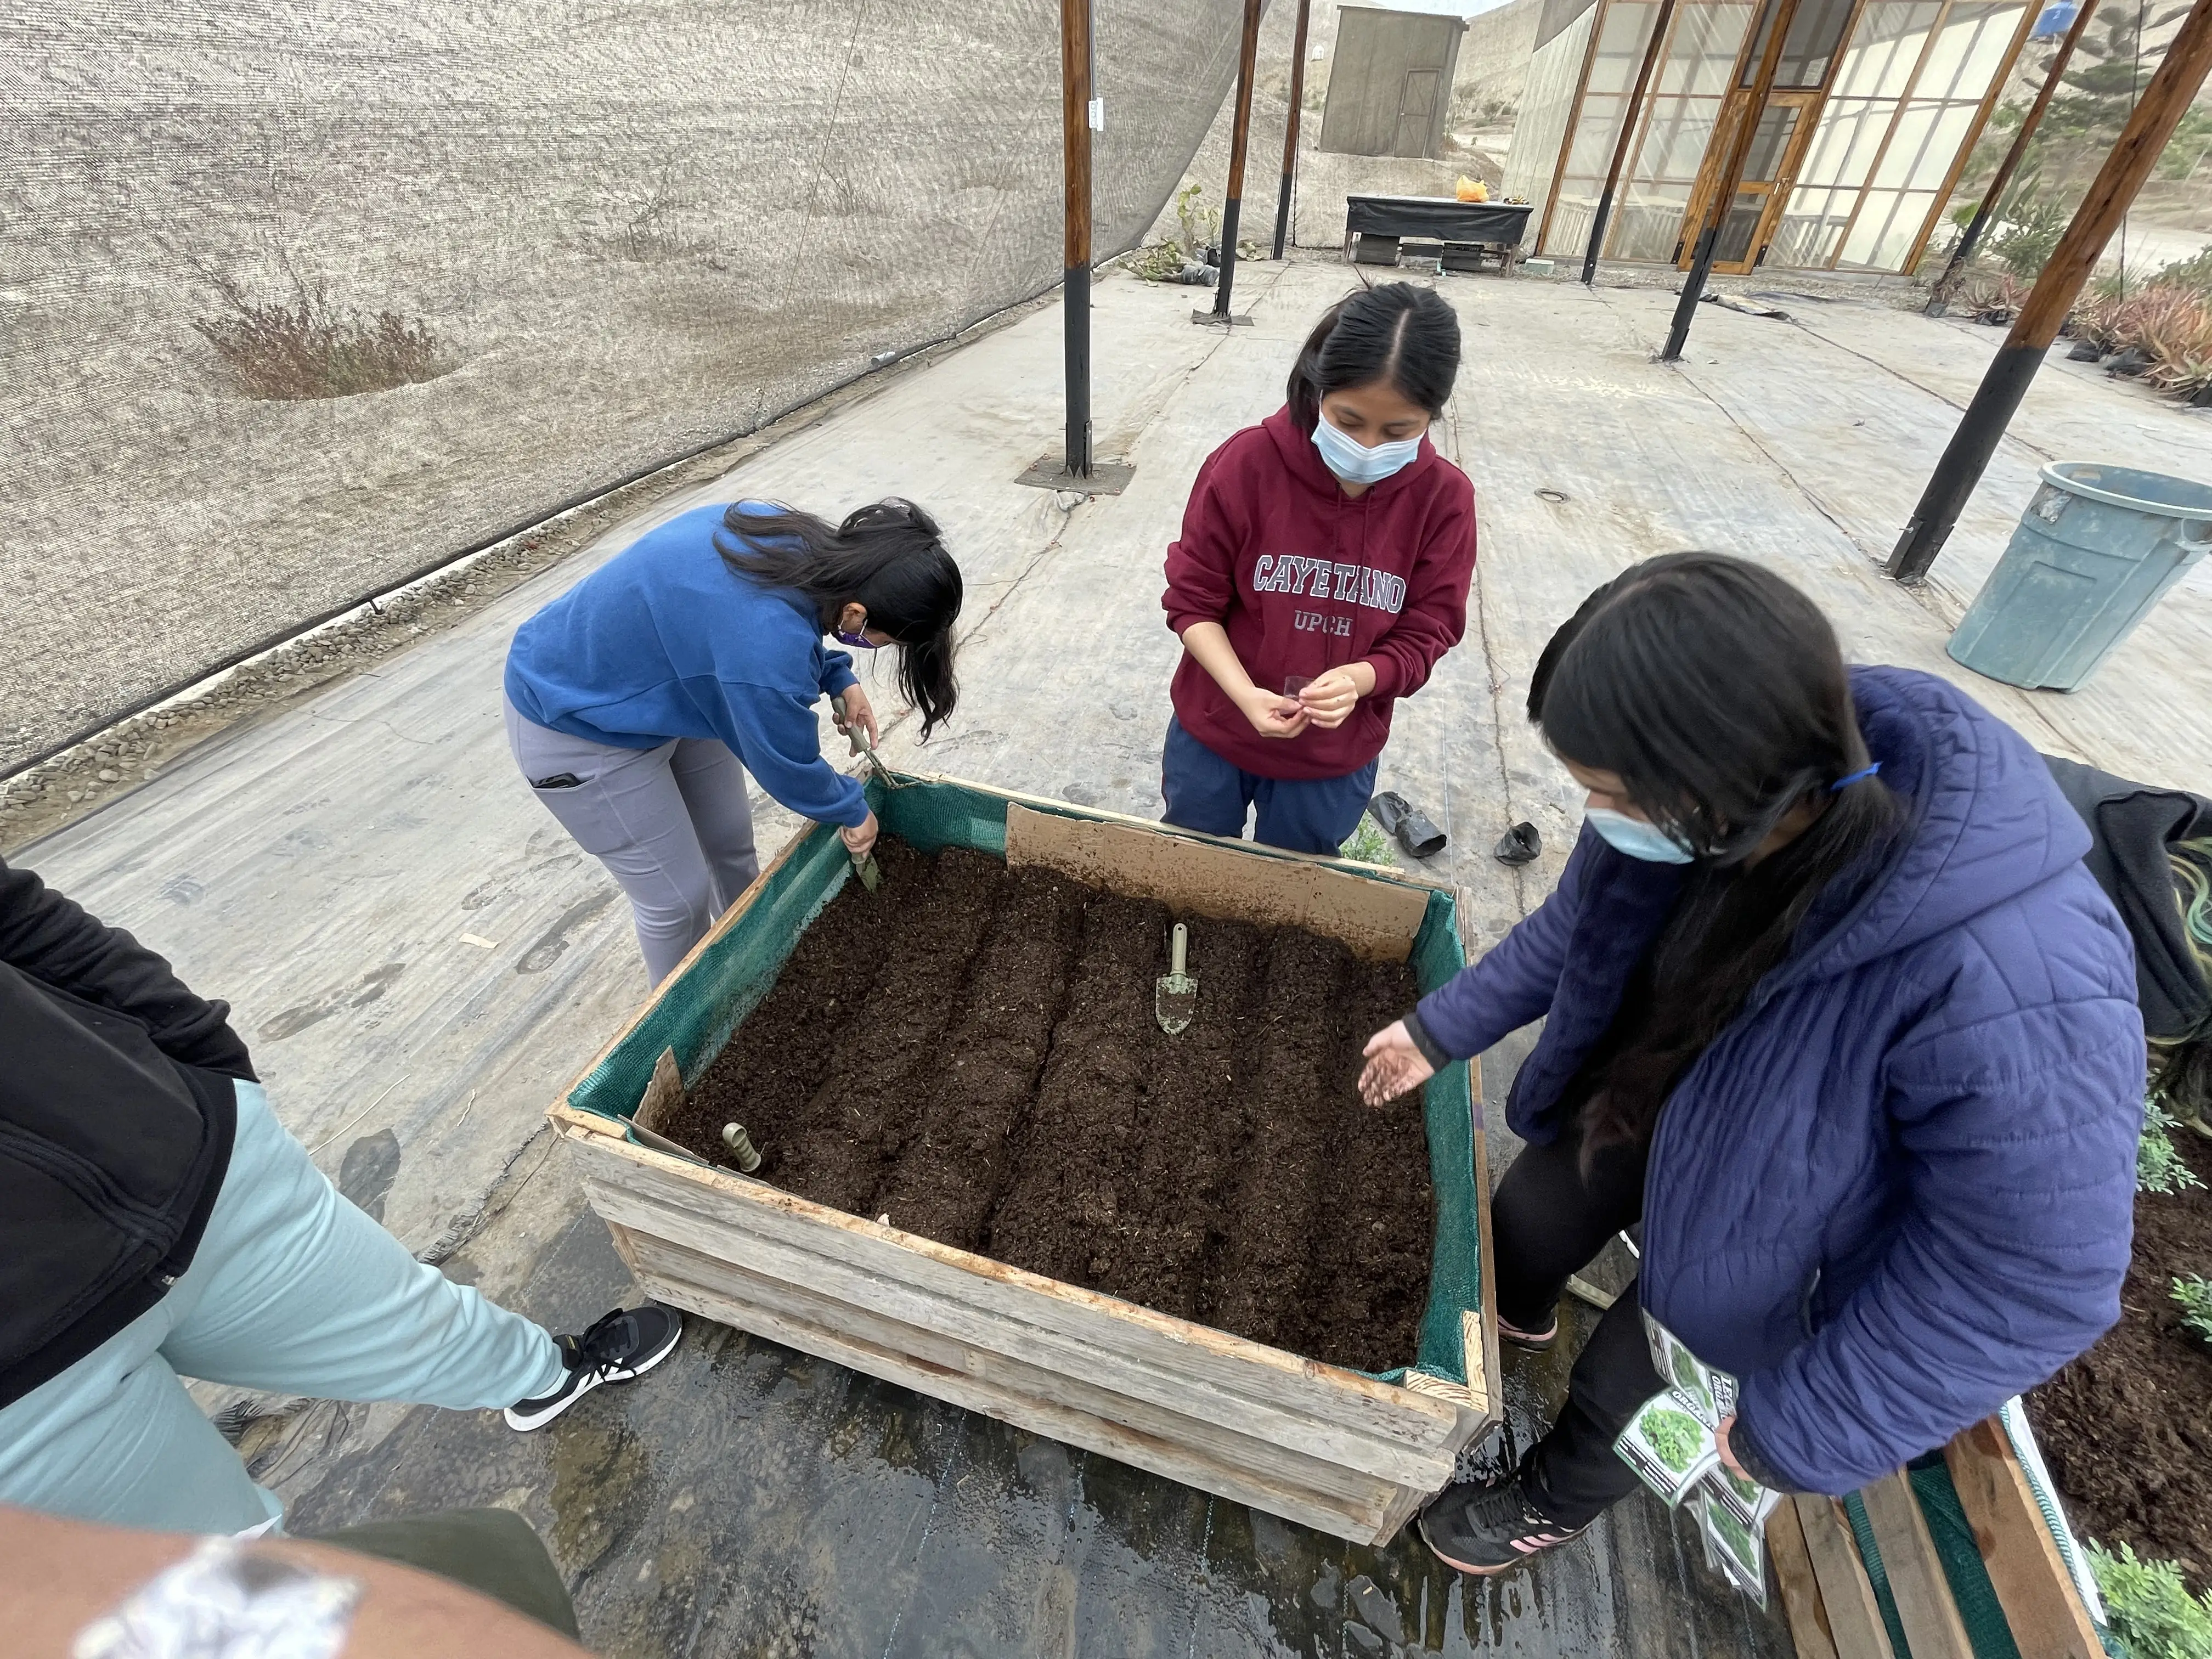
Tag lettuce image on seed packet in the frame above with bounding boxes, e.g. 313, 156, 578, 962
1614, 1393, 1719, 1504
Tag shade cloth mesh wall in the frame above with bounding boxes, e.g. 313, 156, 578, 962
0, 2, 1248, 769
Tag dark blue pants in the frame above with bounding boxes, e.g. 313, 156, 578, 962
1160, 717, 1379, 856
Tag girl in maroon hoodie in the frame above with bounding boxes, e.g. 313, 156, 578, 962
1160, 283, 1476, 853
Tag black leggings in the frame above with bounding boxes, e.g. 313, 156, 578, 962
1492, 1124, 1667, 1527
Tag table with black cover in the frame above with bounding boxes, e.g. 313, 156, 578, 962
1343, 194, 1536, 273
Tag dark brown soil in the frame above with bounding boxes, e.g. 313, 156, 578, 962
660, 839, 1436, 1374
2028, 1125, 2212, 1593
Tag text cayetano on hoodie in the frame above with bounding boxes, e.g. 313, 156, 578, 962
1161, 405, 1477, 781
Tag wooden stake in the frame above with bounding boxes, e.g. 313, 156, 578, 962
1889, 0, 2212, 580
1274, 0, 1314, 259
1925, 0, 2102, 315
1583, 0, 1680, 284
1661, 0, 1807, 360
1211, 0, 1266, 321
1062, 0, 1095, 475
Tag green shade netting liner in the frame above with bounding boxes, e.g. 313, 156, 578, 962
566, 775, 1484, 1391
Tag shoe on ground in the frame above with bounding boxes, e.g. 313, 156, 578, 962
1497, 1312, 1558, 1352
505, 1305, 683, 1431
1418, 1470, 1592, 1575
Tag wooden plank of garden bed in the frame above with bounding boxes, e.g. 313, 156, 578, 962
1766, 1497, 1842, 1659
1943, 1419, 2103, 1659
611, 1221, 1415, 1542
563, 1126, 1472, 1469
1003, 804, 1434, 963
1861, 1470, 1976, 1659
1793, 1494, 1897, 1659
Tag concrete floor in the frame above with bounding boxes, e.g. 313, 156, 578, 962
20, 255, 2212, 1656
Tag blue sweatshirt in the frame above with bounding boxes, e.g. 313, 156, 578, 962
504, 502, 868, 828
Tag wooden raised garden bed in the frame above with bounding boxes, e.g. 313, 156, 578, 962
547, 775, 1499, 1545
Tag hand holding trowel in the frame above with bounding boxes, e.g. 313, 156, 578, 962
830, 692, 899, 891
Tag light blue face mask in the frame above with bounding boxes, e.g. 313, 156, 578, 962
1585, 806, 1695, 864
1311, 416, 1424, 486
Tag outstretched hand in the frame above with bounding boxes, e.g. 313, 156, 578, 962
1358, 1019, 1436, 1107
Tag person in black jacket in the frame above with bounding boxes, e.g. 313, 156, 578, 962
0, 856, 682, 1534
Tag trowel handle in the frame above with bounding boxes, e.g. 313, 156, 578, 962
1170, 922, 1188, 975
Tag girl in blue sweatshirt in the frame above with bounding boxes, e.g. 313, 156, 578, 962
504, 498, 961, 983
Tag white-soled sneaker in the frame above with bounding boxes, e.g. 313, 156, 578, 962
504, 1305, 683, 1431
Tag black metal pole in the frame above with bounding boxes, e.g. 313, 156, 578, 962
1926, 0, 2100, 315
1584, 0, 1679, 285
1274, 0, 1313, 259
1889, 0, 2212, 582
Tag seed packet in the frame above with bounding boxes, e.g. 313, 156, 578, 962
1614, 1392, 1720, 1504
1697, 1491, 1769, 1609
1642, 1311, 1724, 1430
1705, 1460, 1781, 1531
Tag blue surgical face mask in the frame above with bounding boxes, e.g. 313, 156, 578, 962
833, 629, 880, 650
1585, 806, 1695, 864
1311, 416, 1424, 486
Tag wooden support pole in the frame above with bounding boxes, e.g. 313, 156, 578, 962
1211, 0, 1266, 320
1926, 0, 2101, 315
1661, 0, 1806, 360
1583, 0, 1680, 285
1274, 0, 1314, 259
1888, 0, 2212, 580
1062, 0, 1096, 476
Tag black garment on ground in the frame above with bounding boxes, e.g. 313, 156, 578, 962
2045, 753, 2212, 1040
0, 856, 254, 1410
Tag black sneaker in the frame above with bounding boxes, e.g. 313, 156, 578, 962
1417, 1471, 1592, 1575
504, 1305, 683, 1431
1497, 1312, 1559, 1352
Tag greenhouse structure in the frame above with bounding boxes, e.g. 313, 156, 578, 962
1503, 0, 2038, 274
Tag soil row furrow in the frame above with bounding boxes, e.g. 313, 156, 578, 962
1199, 931, 1347, 1352
865, 865, 1089, 1246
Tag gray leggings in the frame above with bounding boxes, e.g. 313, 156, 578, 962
504, 698, 759, 985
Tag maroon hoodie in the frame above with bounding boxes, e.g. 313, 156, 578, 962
1161, 405, 1477, 781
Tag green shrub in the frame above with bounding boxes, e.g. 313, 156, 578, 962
1339, 818, 1396, 866
2140, 1098, 2205, 1195
2172, 1275, 2212, 1346
1984, 187, 2073, 281
2090, 1542, 2212, 1659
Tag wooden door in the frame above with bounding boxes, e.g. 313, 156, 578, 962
1392, 68, 1441, 156
1676, 88, 1824, 270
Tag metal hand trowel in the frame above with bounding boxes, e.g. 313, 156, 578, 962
1155, 922, 1198, 1035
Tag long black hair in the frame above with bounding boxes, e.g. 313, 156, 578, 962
1530, 552, 1904, 1161
716, 499, 961, 738
1286, 281, 1462, 434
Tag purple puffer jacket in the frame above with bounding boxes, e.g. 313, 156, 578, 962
1418, 666, 2145, 1494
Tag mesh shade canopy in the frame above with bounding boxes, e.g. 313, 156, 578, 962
0, 3, 1245, 768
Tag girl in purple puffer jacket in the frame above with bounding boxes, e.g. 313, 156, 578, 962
1359, 553, 2143, 1577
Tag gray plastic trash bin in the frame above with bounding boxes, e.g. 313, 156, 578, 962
1948, 462, 2212, 692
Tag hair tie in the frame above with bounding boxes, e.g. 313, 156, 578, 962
1830, 763, 1881, 792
